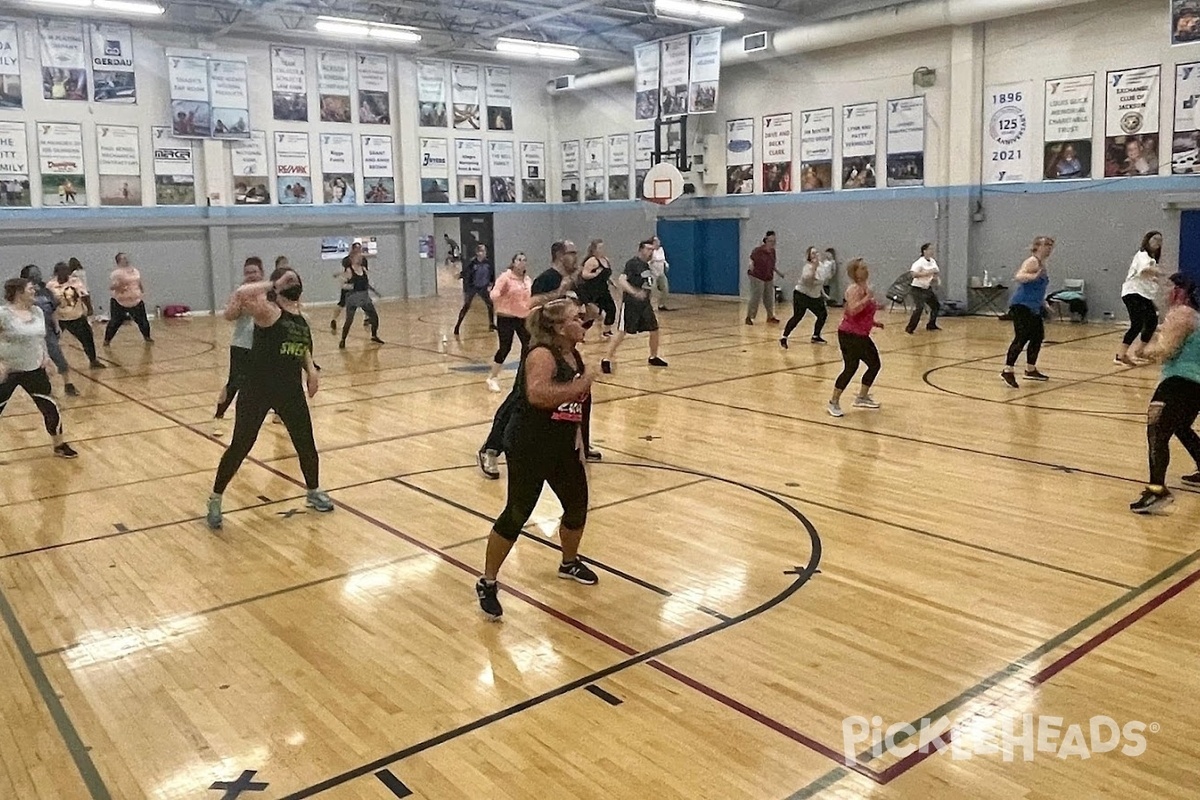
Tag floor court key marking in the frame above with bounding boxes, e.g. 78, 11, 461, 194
375, 769, 413, 797
209, 770, 268, 799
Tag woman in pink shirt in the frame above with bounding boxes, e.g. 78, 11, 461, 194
486, 252, 534, 392
828, 258, 884, 417
103, 252, 153, 345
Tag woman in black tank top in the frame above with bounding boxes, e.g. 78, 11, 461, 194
207, 264, 335, 530
475, 299, 599, 619
579, 239, 617, 335
339, 256, 383, 349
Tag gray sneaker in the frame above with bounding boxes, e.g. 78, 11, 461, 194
206, 494, 223, 530
306, 489, 335, 512
478, 449, 500, 479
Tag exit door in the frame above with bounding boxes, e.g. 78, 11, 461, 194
458, 213, 494, 262
655, 218, 741, 296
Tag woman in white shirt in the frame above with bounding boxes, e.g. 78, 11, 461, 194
1117, 230, 1164, 366
781, 246, 831, 347
906, 243, 941, 334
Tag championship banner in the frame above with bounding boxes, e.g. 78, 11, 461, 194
488, 140, 516, 203
319, 132, 355, 204
96, 124, 140, 206
39, 19, 87, 101
688, 29, 721, 114
1105, 65, 1161, 177
167, 53, 211, 137
0, 121, 30, 207
417, 60, 448, 127
361, 134, 395, 204
1043, 74, 1094, 180
841, 102, 878, 188
800, 107, 833, 191
231, 131, 271, 205
270, 45, 307, 121
519, 141, 545, 203
485, 66, 512, 130
274, 131, 312, 204
634, 42, 660, 121
886, 96, 925, 187
725, 117, 754, 194
0, 21, 21, 109
419, 137, 449, 203
317, 50, 351, 122
584, 136, 605, 201
607, 133, 630, 200
208, 58, 250, 139
152, 126, 194, 206
561, 139, 580, 202
452, 63, 481, 129
37, 122, 86, 206
90, 23, 135, 103
455, 138, 484, 203
984, 82, 1033, 183
761, 113, 792, 193
357, 54, 390, 124
634, 130, 654, 199
1173, 62, 1200, 174
659, 35, 690, 117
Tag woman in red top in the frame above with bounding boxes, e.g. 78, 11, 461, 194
829, 258, 884, 417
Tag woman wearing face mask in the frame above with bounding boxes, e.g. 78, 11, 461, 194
20, 264, 76, 397
486, 252, 533, 392
206, 266, 334, 529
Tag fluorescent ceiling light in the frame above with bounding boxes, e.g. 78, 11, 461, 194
32, 0, 95, 8
654, 0, 745, 24
495, 37, 580, 62
94, 0, 165, 13
316, 15, 421, 43
368, 27, 422, 43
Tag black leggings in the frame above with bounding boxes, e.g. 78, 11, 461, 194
593, 290, 617, 327
493, 315, 530, 365
907, 286, 940, 331
341, 298, 379, 341
1147, 377, 1200, 486
493, 444, 588, 540
215, 346, 251, 418
212, 383, 320, 494
0, 368, 61, 436
1005, 305, 1044, 367
456, 287, 495, 330
104, 298, 151, 343
783, 291, 827, 338
835, 331, 881, 390
1122, 294, 1159, 346
59, 317, 98, 364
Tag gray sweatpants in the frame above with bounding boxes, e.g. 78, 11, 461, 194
746, 276, 775, 321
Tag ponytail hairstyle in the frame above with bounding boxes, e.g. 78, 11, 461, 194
1169, 272, 1200, 311
527, 298, 577, 349
1030, 235, 1055, 253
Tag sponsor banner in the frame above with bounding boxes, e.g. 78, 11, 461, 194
152, 126, 194, 206
274, 131, 312, 204
485, 66, 512, 130
40, 19, 87, 101
452, 63, 481, 129
1105, 66, 1161, 177
762, 113, 792, 193
886, 96, 925, 187
0, 120, 30, 207
357, 53, 390, 124
688, 29, 721, 114
634, 43, 660, 121
417, 60, 448, 127
231, 130, 271, 205
0, 21, 21, 110
90, 23, 136, 103
1043, 74, 1094, 180
725, 117, 754, 194
271, 45, 308, 121
318, 50, 352, 122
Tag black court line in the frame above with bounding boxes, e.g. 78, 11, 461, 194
0, 467, 216, 510
374, 770, 413, 798
0, 423, 182, 456
584, 685, 624, 706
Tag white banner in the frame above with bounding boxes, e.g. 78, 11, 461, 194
319, 132, 353, 173
270, 45, 308, 122
417, 60, 448, 127
274, 131, 312, 204
317, 50, 351, 123
725, 117, 754, 194
208, 58, 250, 139
762, 113, 792, 193
0, 121, 30, 207
90, 23, 135, 104
361, 135, 394, 204
452, 63, 481, 129
455, 138, 483, 174
357, 53, 390, 124
97, 124, 140, 175
886, 96, 925, 187
231, 131, 270, 205
984, 82, 1033, 184
688, 29, 721, 114
561, 140, 580, 174
799, 107, 833, 191
1173, 62, 1200, 174
485, 66, 512, 130
167, 53, 211, 137
0, 21, 21, 110
520, 141, 546, 203
659, 35, 690, 117
635, 130, 655, 167
607, 133, 630, 200
583, 137, 604, 201
841, 102, 877, 189
420, 137, 449, 177
39, 19, 87, 101
488, 140, 515, 202
38, 122, 86, 206
152, 126, 194, 206
634, 43, 660, 121
1105, 65, 1161, 177
1043, 74, 1094, 180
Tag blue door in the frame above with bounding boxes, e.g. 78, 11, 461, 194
655, 218, 740, 296
656, 219, 699, 294
1180, 210, 1200, 282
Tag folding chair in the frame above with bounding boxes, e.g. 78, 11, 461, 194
885, 270, 914, 311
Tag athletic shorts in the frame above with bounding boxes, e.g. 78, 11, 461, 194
337, 287, 349, 308
620, 299, 658, 335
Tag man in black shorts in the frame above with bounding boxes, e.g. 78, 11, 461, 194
601, 238, 668, 374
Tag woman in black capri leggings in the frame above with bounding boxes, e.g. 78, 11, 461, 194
578, 239, 618, 336
827, 259, 884, 417
1117, 230, 1164, 366
1001, 236, 1054, 388
475, 299, 599, 619
486, 252, 533, 392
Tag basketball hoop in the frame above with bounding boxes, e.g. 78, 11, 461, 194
643, 162, 685, 205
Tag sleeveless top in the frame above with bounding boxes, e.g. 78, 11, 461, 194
231, 313, 255, 350
0, 305, 47, 372
249, 308, 312, 387
1162, 311, 1200, 385
579, 257, 612, 302
505, 344, 588, 453
347, 268, 370, 293
838, 290, 878, 337
1011, 264, 1049, 311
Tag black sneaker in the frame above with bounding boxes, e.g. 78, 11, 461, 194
779, 337, 788, 349
585, 448, 602, 462
1000, 370, 1019, 388
89, 361, 106, 369
54, 443, 78, 459
338, 339, 346, 349
601, 360, 612, 374
475, 578, 503, 619
744, 318, 754, 325
905, 328, 916, 335
558, 559, 599, 585
927, 324, 941, 331
330, 320, 337, 332
811, 336, 827, 345
1181, 473, 1200, 487
65, 383, 79, 397
1130, 488, 1173, 514
648, 357, 668, 367
1024, 369, 1049, 382
370, 336, 385, 344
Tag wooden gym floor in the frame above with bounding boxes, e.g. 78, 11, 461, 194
1, 293, 1198, 799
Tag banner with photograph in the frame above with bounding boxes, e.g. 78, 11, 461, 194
841, 102, 878, 188
519, 141, 545, 203
455, 138, 484, 203
167, 53, 211, 137
983, 82, 1032, 183
0, 21, 20, 109
0, 121, 30, 207
561, 139, 580, 202
317, 50, 351, 123
90, 23, 135, 103
886, 96, 925, 187
1173, 0, 1200, 45
419, 137, 449, 203
274, 131, 312, 204
452, 63, 481, 130
357, 54, 390, 124
96, 124, 140, 206
488, 140, 516, 203
634, 42, 660, 121
1173, 62, 1200, 174
800, 107, 833, 191
152, 126, 194, 206
270, 45, 307, 122
208, 58, 250, 139
319, 132, 355, 204
634, 129, 654, 199
361, 134, 395, 204
688, 29, 721, 114
584, 136, 605, 201
762, 113, 792, 193
231, 131, 271, 205
417, 60, 448, 127
1043, 74, 1094, 180
607, 133, 630, 200
725, 117, 754, 194
1105, 65, 1161, 177
39, 19, 87, 101
485, 66, 512, 130
659, 35, 690, 118
37, 122, 85, 206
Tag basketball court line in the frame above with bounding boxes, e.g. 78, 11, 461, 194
0, 422, 180, 455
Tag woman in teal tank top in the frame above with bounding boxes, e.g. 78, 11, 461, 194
1130, 273, 1200, 513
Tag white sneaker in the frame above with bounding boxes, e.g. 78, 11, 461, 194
486, 377, 501, 393
827, 402, 844, 418
853, 396, 881, 409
